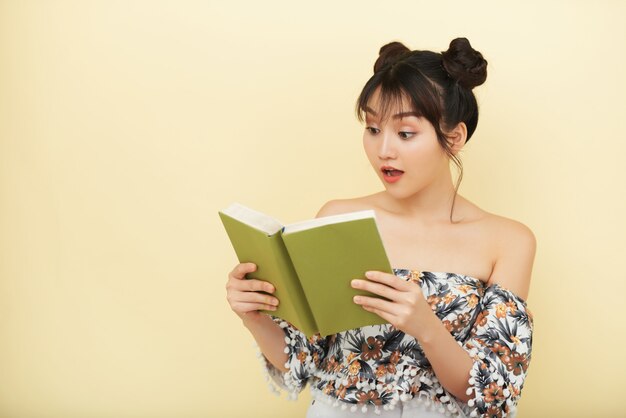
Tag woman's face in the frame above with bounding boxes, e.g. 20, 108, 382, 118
362, 87, 451, 200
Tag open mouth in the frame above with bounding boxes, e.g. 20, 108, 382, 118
381, 166, 404, 177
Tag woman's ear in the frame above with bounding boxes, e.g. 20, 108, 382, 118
446, 122, 467, 155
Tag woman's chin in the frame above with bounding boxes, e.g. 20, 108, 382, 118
381, 186, 414, 200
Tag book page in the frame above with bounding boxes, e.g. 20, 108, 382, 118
283, 210, 376, 234
221, 203, 283, 236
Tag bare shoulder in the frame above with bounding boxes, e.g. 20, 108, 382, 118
484, 212, 537, 302
315, 194, 380, 218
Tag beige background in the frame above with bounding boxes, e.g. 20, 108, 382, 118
1, 1, 625, 417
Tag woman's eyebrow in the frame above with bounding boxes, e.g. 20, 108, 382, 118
364, 107, 418, 119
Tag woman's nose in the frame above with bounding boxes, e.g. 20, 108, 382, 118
378, 134, 396, 160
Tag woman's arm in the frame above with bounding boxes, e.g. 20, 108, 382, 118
353, 220, 536, 403
418, 220, 536, 401
226, 262, 288, 372
242, 313, 289, 373
410, 302, 475, 401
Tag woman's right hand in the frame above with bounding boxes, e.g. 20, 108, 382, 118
226, 262, 280, 321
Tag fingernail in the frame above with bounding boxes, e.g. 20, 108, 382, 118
365, 271, 373, 278
353, 296, 361, 303
351, 279, 361, 287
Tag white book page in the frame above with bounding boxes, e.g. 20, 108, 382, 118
221, 203, 283, 235
283, 210, 376, 234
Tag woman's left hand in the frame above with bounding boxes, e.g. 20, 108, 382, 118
351, 270, 433, 339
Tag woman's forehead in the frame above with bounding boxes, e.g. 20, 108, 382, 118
366, 87, 415, 115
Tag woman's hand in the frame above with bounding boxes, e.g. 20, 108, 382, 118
351, 271, 432, 339
226, 262, 280, 322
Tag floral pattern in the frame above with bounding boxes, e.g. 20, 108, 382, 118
259, 269, 534, 417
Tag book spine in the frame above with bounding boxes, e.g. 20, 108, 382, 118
267, 233, 318, 337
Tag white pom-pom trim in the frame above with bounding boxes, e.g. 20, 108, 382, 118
256, 336, 486, 418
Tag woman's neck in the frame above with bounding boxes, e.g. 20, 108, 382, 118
379, 168, 462, 224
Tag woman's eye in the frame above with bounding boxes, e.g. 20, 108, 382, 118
398, 131, 416, 140
366, 126, 380, 134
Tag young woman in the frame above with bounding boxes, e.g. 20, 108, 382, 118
225, 38, 535, 418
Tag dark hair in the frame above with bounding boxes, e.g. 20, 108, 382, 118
355, 37, 488, 223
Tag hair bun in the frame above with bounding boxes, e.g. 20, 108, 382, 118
373, 41, 411, 73
441, 37, 487, 89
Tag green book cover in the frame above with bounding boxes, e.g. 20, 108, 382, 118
218, 203, 393, 337
281, 215, 393, 336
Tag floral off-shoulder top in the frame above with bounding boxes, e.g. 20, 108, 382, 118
258, 269, 534, 418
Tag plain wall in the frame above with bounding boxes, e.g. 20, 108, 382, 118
1, 1, 625, 417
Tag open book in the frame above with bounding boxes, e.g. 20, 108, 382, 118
219, 203, 393, 337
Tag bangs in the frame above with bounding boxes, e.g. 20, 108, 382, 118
357, 85, 417, 124
356, 63, 442, 126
